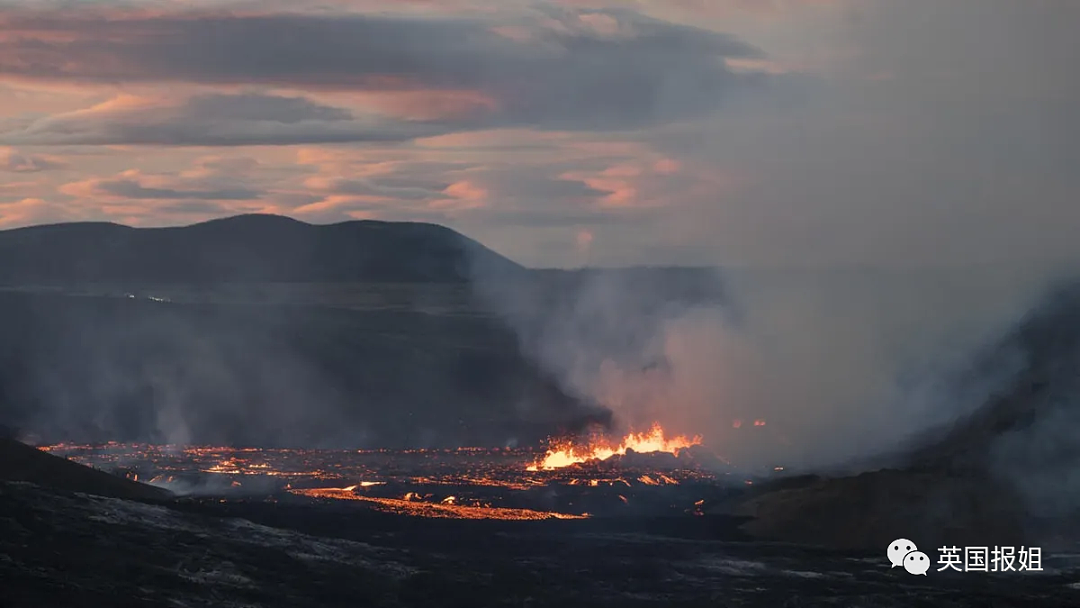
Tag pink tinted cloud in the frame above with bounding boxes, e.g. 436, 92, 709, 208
415, 128, 575, 150
0, 4, 766, 135
4, 90, 451, 146
312, 89, 501, 121
558, 153, 747, 213
292, 195, 384, 217
576, 227, 594, 248
0, 197, 72, 227
45, 154, 283, 226
653, 158, 680, 174
552, 0, 848, 19
59, 168, 260, 201
559, 162, 655, 208
439, 180, 489, 210
0, 147, 67, 172
293, 133, 707, 228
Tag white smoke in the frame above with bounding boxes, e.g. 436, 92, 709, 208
471, 262, 1076, 472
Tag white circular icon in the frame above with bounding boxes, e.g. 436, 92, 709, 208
887, 538, 918, 568
904, 551, 930, 575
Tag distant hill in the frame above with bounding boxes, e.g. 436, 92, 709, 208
0, 214, 523, 284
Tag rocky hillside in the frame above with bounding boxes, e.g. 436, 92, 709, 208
0, 437, 171, 501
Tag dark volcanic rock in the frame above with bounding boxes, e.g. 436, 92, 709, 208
607, 448, 680, 469
729, 468, 1027, 551
4, 481, 1080, 608
0, 437, 171, 501
678, 445, 731, 470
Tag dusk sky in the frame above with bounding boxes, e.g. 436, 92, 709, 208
0, 0, 1077, 268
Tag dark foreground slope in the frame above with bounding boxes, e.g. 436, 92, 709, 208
0, 437, 171, 501
0, 214, 521, 284
4, 480, 1080, 608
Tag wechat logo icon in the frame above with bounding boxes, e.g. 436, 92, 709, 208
888, 539, 929, 575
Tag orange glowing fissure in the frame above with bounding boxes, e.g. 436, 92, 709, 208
289, 487, 589, 520
526, 423, 702, 471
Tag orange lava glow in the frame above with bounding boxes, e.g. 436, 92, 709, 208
289, 487, 589, 520
526, 423, 702, 471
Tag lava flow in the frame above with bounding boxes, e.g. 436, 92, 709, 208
289, 487, 589, 520
38, 434, 738, 521
526, 423, 702, 471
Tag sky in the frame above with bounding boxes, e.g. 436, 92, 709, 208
0, 0, 1077, 268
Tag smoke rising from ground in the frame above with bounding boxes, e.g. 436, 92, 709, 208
0, 292, 361, 448
470, 262, 1079, 473
0, 277, 606, 450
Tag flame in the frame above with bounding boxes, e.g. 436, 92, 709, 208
526, 423, 702, 471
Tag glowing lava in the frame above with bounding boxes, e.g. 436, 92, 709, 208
289, 488, 589, 520
526, 423, 702, 471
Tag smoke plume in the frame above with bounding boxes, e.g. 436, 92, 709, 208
469, 261, 1079, 474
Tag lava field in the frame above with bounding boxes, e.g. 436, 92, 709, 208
39, 434, 748, 520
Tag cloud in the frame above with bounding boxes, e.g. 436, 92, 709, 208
85, 179, 260, 201
0, 0, 1076, 269
42, 159, 277, 226
304, 176, 448, 202
0, 147, 66, 172
280, 152, 640, 227
433, 164, 623, 226
61, 164, 264, 200
0, 197, 72, 226
627, 0, 1080, 269
1, 92, 448, 146
283, 137, 716, 242
0, 6, 773, 132
180, 93, 353, 123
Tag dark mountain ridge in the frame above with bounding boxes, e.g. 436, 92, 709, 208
0, 214, 522, 284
